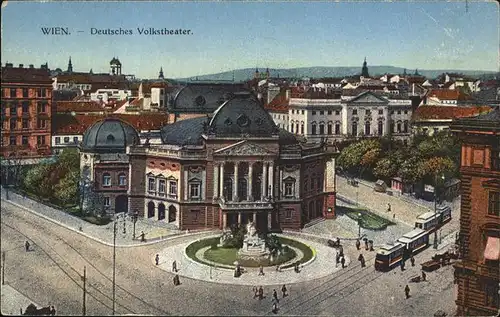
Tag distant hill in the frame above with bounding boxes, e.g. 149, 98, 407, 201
176, 66, 498, 82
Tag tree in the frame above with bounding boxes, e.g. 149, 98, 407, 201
399, 156, 426, 184
57, 148, 80, 172
23, 163, 54, 198
373, 157, 398, 180
337, 139, 381, 173
421, 156, 456, 179
54, 169, 80, 206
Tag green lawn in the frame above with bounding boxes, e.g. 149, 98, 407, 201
338, 206, 395, 230
204, 246, 297, 267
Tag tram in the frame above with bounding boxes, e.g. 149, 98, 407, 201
414, 205, 452, 233
374, 242, 405, 271
397, 228, 430, 256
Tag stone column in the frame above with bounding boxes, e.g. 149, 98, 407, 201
183, 169, 188, 200
253, 212, 257, 223
279, 168, 283, 199
233, 162, 239, 202
222, 212, 227, 229
219, 162, 225, 199
213, 162, 219, 199
267, 211, 272, 231
268, 162, 274, 198
238, 212, 242, 225
262, 162, 268, 200
248, 162, 253, 201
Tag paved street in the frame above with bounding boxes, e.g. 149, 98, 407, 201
1, 187, 458, 316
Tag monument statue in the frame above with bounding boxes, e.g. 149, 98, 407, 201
238, 221, 270, 260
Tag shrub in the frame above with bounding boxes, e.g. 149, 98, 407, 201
210, 243, 218, 250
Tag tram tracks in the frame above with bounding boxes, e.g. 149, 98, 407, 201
1, 206, 171, 315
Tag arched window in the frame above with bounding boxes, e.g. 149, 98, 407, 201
351, 122, 358, 136
397, 121, 402, 133
335, 122, 341, 135
290, 120, 295, 133
118, 174, 127, 186
403, 120, 409, 133
300, 122, 304, 134
296, 123, 299, 133
365, 121, 370, 135
319, 122, 325, 135
311, 123, 317, 135
378, 121, 383, 135
102, 173, 111, 187
327, 123, 333, 135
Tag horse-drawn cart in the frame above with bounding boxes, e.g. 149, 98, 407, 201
421, 259, 441, 272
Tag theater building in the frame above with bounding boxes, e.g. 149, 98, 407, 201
119, 91, 339, 232
450, 108, 499, 316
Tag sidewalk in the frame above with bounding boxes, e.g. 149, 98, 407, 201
1, 284, 39, 316
1, 188, 219, 247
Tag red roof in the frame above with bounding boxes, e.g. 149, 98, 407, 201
53, 113, 171, 134
265, 90, 288, 112
55, 101, 107, 113
412, 105, 492, 121
427, 89, 460, 100
1, 66, 52, 84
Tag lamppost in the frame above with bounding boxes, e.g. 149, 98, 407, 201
122, 214, 126, 234
112, 216, 117, 315
358, 212, 362, 238
131, 210, 139, 240
433, 174, 445, 249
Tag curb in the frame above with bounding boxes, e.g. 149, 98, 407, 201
2, 198, 219, 248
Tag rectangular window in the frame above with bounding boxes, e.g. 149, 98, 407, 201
119, 174, 127, 186
73, 136, 79, 144
352, 109, 357, 115
102, 174, 111, 187
22, 118, 29, 129
378, 109, 383, 115
64, 136, 70, 143
37, 136, 45, 145
37, 119, 47, 129
284, 182, 294, 197
10, 118, 16, 130
158, 179, 166, 194
22, 88, 29, 98
328, 124, 332, 135
404, 110, 408, 114
9, 136, 16, 145
148, 178, 156, 192
22, 102, 29, 114
312, 111, 316, 115
104, 197, 110, 207
285, 209, 292, 219
335, 110, 340, 115
37, 102, 46, 113
291, 109, 295, 114
320, 111, 324, 115
169, 181, 177, 195
55, 137, 61, 145
327, 110, 332, 115
301, 110, 304, 115
190, 183, 201, 199
365, 109, 371, 115
22, 136, 28, 145
10, 104, 17, 116
488, 192, 500, 216
10, 88, 16, 98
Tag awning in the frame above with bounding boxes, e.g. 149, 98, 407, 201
484, 236, 500, 261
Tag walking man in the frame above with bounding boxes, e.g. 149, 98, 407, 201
273, 289, 279, 302
281, 284, 287, 298
173, 274, 180, 286
410, 255, 415, 267
340, 256, 346, 269
335, 252, 340, 266
422, 271, 427, 281
400, 260, 405, 271
387, 203, 391, 213
259, 265, 265, 276
358, 254, 366, 268
404, 284, 410, 299
355, 239, 361, 250
25, 241, 30, 252
253, 286, 259, 299
258, 286, 264, 300
172, 260, 178, 272
155, 254, 160, 265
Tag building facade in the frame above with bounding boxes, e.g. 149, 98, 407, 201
450, 108, 499, 316
1, 63, 53, 159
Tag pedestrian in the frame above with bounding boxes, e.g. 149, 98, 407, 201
273, 289, 279, 302
173, 274, 180, 286
140, 231, 146, 242
336, 237, 341, 246
400, 260, 405, 271
155, 254, 160, 265
253, 286, 259, 299
281, 284, 287, 298
364, 239, 369, 250
338, 246, 344, 257
172, 260, 177, 272
404, 284, 410, 299
25, 241, 30, 252
50, 306, 56, 316
393, 213, 396, 219
258, 286, 264, 300
335, 252, 340, 267
410, 255, 415, 267
422, 271, 427, 281
340, 256, 346, 269
358, 254, 366, 268
387, 203, 391, 212
259, 265, 265, 276
272, 299, 279, 314
355, 239, 361, 250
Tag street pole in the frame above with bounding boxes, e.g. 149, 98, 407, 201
82, 266, 86, 316
123, 215, 126, 234
433, 174, 438, 249
2, 251, 5, 285
358, 213, 362, 239
112, 221, 116, 315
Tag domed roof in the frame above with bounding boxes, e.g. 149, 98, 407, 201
160, 116, 206, 146
208, 92, 279, 137
81, 118, 139, 152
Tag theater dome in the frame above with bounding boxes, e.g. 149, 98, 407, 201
81, 118, 139, 153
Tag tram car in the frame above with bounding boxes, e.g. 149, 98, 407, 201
414, 206, 452, 233
397, 228, 429, 256
374, 242, 405, 271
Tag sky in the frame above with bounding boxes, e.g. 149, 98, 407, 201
1, 1, 499, 79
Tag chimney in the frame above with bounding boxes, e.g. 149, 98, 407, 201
5, 63, 13, 68
286, 89, 290, 100
19, 64, 24, 68
29, 64, 34, 68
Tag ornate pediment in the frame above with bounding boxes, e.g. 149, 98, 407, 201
214, 141, 276, 156
348, 91, 388, 104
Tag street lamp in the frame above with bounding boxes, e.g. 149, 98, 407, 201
122, 214, 126, 234
433, 174, 445, 249
358, 212, 362, 238
112, 215, 117, 315
131, 210, 139, 240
